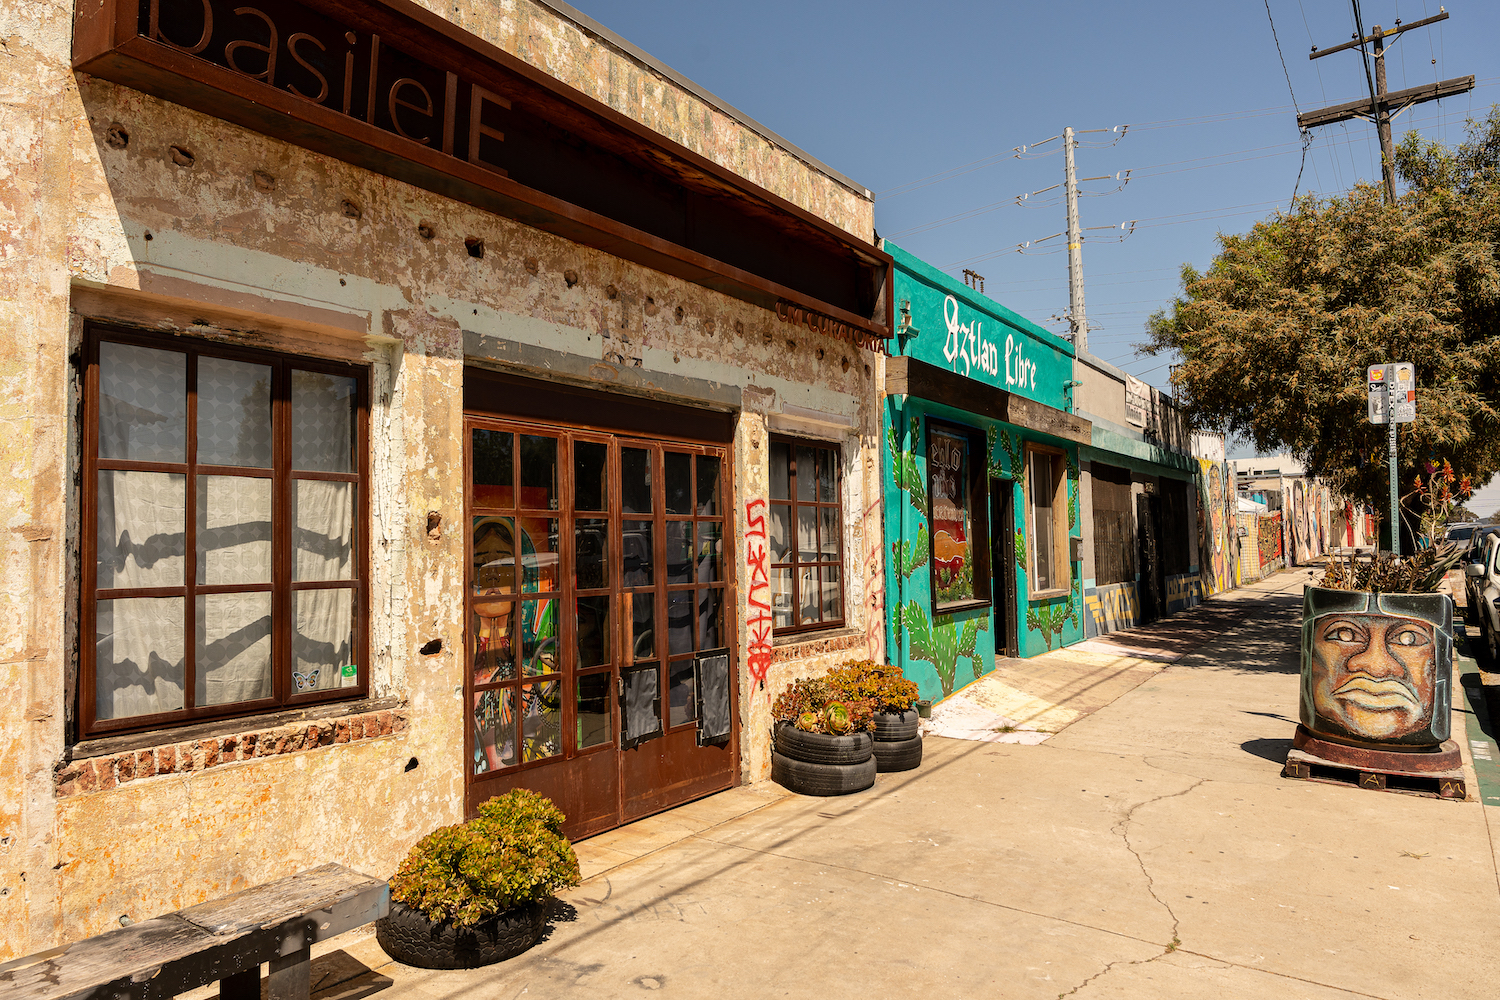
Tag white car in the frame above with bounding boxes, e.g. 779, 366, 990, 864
1464, 534, 1500, 659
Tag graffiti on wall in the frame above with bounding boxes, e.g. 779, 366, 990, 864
1085, 582, 1140, 638
1165, 572, 1201, 613
744, 498, 774, 691
862, 495, 885, 663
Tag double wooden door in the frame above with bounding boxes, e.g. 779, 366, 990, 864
463, 414, 737, 838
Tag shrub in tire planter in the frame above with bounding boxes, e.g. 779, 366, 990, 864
377, 789, 581, 969
769, 661, 921, 794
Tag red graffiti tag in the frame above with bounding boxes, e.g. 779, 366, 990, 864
745, 498, 773, 689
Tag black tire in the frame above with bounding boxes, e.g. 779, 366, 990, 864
774, 723, 873, 764
376, 899, 545, 969
873, 735, 923, 773
771, 751, 876, 796
873, 709, 920, 741
1488, 619, 1499, 665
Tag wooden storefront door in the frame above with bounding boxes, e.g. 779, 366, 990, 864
462, 400, 737, 840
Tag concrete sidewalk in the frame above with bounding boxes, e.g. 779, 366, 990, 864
301, 569, 1500, 1000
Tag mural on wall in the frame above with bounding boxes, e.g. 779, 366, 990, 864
1292, 481, 1308, 564
1198, 459, 1229, 595
1258, 512, 1284, 567
897, 600, 989, 697
1300, 588, 1452, 747
886, 413, 993, 699
1025, 578, 1081, 651
883, 243, 1082, 700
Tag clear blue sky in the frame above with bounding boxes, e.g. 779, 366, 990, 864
568, 0, 1500, 509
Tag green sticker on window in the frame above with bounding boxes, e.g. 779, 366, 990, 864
341, 664, 358, 687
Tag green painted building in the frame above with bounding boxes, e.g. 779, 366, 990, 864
882, 242, 1090, 704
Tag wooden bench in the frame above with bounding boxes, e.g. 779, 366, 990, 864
0, 864, 388, 1000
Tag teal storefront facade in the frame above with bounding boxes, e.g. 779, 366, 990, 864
882, 243, 1091, 705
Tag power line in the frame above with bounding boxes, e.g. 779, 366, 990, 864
1264, 0, 1312, 201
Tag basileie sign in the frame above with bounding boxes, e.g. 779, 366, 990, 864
75, 0, 892, 340
134, 0, 515, 174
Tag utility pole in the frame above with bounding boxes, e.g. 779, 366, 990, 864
1299, 8, 1473, 204
1063, 126, 1087, 353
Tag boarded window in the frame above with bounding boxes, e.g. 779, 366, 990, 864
1092, 464, 1134, 586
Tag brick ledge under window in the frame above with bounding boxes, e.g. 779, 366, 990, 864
771, 626, 864, 663
56, 699, 409, 798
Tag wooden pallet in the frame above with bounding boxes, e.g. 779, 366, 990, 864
1283, 746, 1466, 800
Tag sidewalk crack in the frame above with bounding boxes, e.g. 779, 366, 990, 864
1115, 778, 1206, 943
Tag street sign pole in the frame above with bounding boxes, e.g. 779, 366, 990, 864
1368, 362, 1415, 557
1388, 395, 1400, 557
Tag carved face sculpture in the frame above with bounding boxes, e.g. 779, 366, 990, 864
1301, 588, 1451, 746
1310, 614, 1434, 739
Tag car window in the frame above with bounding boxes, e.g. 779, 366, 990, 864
1449, 525, 1477, 543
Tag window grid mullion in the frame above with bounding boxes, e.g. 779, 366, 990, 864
273, 359, 293, 706
184, 353, 199, 711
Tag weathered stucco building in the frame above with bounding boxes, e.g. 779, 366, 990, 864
1, 0, 893, 955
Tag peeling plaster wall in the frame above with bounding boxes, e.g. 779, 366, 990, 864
418, 0, 874, 242
0, 0, 884, 957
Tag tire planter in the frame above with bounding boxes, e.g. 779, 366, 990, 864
773, 723, 874, 765
772, 751, 876, 796
771, 722, 875, 795
376, 899, 547, 969
873, 709, 920, 741
873, 734, 923, 773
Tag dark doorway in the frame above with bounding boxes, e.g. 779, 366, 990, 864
1137, 492, 1164, 623
990, 481, 1019, 658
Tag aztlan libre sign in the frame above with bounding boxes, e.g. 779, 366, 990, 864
74, 0, 893, 340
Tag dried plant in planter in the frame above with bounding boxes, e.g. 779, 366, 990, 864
1319, 462, 1471, 595
1319, 543, 1461, 594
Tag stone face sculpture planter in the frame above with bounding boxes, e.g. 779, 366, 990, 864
1289, 586, 1464, 788
1299, 587, 1453, 748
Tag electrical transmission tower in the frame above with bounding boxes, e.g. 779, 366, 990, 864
1298, 6, 1472, 203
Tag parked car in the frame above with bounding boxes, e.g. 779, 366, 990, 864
1463, 526, 1500, 613
1465, 534, 1500, 658
1448, 522, 1481, 551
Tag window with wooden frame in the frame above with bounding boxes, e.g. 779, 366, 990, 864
81, 325, 368, 737
767, 437, 845, 633
1026, 445, 1069, 597
925, 419, 991, 612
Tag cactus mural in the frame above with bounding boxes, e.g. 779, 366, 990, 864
892, 523, 930, 579
1025, 579, 1082, 651
897, 600, 990, 697
887, 419, 928, 518
1066, 454, 1079, 531
996, 429, 1025, 488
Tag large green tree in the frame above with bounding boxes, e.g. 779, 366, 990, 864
1144, 110, 1500, 517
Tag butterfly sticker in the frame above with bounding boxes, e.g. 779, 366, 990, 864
293, 669, 320, 692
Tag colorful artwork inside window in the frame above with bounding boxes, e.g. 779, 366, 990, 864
928, 425, 976, 607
